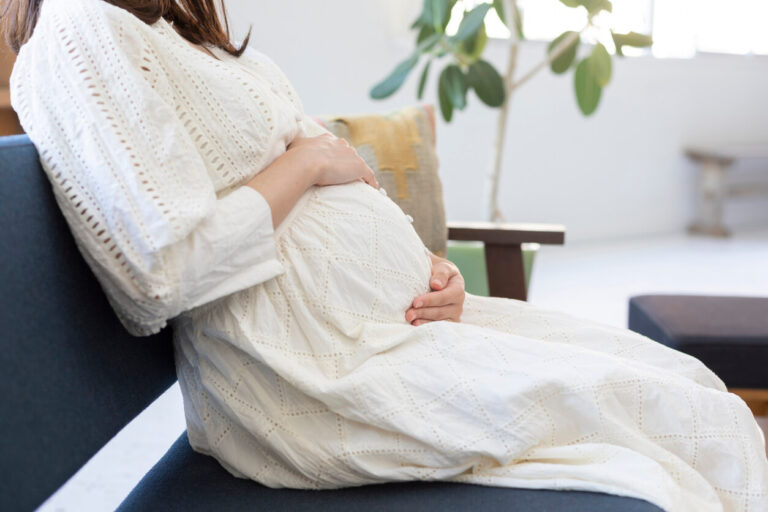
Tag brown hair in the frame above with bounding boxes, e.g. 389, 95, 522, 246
1, 0, 250, 55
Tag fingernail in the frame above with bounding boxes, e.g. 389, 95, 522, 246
414, 300, 422, 308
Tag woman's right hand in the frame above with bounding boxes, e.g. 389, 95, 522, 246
247, 134, 378, 228
288, 134, 379, 189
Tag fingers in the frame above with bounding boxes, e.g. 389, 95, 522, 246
429, 261, 459, 291
413, 288, 453, 310
364, 169, 379, 189
405, 305, 461, 324
334, 139, 378, 188
414, 279, 464, 310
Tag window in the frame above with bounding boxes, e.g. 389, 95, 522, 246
447, 0, 768, 57
653, 0, 768, 57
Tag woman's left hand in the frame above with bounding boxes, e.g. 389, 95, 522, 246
406, 253, 465, 326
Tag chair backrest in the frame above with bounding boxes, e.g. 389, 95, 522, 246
0, 135, 177, 511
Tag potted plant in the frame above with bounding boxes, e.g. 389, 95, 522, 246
371, 0, 652, 222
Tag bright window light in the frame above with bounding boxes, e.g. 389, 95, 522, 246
692, 0, 768, 56
445, 0, 768, 58
446, 0, 511, 39
517, 0, 588, 40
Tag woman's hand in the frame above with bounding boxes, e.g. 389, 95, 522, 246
405, 253, 465, 326
248, 134, 377, 228
289, 134, 378, 188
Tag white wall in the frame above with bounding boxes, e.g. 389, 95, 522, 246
226, 0, 768, 242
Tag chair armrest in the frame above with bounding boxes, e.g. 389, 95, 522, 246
446, 222, 566, 301
447, 221, 566, 245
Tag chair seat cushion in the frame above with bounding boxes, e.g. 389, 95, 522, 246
629, 295, 768, 388
117, 435, 662, 512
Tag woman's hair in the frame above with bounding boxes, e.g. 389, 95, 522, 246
1, 0, 250, 55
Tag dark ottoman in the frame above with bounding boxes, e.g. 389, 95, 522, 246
628, 295, 768, 391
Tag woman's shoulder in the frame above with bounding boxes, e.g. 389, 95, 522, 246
28, 0, 153, 50
11, 0, 165, 115
239, 46, 280, 71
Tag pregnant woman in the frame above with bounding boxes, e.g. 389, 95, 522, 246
6, 0, 768, 510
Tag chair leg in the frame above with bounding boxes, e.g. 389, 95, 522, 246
484, 243, 526, 301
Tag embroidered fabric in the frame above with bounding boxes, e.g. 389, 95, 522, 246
11, 0, 323, 335
11, 1, 768, 510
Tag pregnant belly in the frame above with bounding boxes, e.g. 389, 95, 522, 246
274, 181, 433, 325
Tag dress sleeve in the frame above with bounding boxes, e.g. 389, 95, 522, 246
238, 47, 332, 139
11, 0, 284, 336
301, 115, 333, 138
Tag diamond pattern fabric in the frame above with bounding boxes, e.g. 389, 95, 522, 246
176, 181, 768, 511
11, 0, 768, 510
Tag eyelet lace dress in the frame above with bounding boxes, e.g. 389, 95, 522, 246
12, 1, 768, 510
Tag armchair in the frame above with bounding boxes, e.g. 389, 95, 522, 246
0, 131, 658, 512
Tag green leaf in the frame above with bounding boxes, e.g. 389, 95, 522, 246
548, 31, 579, 74
461, 24, 488, 61
438, 76, 454, 122
452, 3, 492, 42
440, 64, 467, 110
493, 0, 505, 24
424, 0, 449, 32
494, 0, 525, 39
417, 24, 436, 45
467, 59, 505, 107
560, 0, 611, 13
597, 0, 613, 13
574, 58, 602, 115
584, 0, 612, 13
512, 2, 525, 39
589, 42, 612, 86
416, 33, 442, 53
611, 31, 653, 56
441, 0, 460, 31
417, 60, 432, 100
370, 55, 419, 100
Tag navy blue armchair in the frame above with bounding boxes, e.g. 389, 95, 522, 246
0, 134, 662, 511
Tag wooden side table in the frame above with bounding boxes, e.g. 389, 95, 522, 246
686, 146, 768, 237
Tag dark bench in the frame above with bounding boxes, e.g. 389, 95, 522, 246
0, 134, 662, 511
629, 294, 768, 415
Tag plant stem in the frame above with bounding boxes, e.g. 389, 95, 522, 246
487, 22, 588, 222
509, 29, 583, 93
487, 0, 520, 222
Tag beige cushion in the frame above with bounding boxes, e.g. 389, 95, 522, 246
314, 105, 447, 256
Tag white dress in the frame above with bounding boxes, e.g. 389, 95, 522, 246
12, 1, 768, 510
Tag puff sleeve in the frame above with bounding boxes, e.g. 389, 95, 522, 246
238, 47, 332, 139
11, 0, 284, 336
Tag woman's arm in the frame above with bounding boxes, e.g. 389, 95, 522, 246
248, 134, 378, 228
10, 1, 377, 336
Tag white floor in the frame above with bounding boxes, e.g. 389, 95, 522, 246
37, 227, 768, 512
